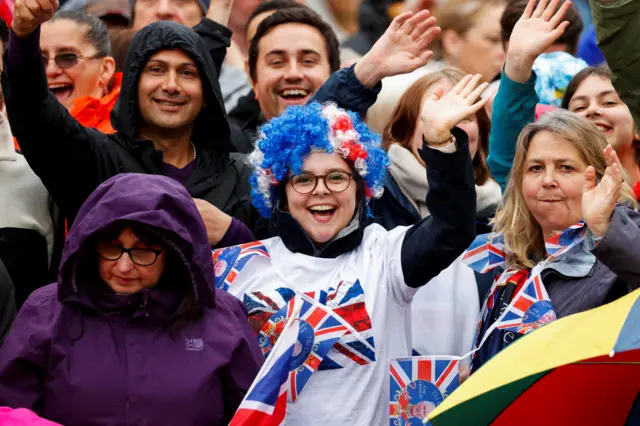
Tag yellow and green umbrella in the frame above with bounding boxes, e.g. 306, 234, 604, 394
427, 289, 640, 426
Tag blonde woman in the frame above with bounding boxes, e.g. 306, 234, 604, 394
469, 110, 640, 370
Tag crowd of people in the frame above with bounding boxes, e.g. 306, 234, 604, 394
0, 0, 637, 423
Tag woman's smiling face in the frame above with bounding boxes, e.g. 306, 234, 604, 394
285, 152, 358, 244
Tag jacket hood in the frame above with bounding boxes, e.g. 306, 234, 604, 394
111, 21, 233, 157
58, 173, 215, 309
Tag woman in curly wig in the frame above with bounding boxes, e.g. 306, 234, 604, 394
212, 74, 488, 425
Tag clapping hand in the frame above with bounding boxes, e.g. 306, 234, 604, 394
419, 74, 489, 146
505, 0, 572, 82
582, 145, 623, 238
354, 10, 441, 88
12, 0, 59, 37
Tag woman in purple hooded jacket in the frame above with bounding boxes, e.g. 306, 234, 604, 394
0, 173, 264, 426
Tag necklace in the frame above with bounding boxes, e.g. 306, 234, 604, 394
191, 142, 197, 160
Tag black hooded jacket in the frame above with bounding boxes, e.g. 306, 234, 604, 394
2, 20, 265, 235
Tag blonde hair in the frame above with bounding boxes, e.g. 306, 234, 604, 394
433, 0, 503, 60
493, 110, 638, 269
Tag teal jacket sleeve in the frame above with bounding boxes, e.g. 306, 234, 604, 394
487, 70, 539, 191
589, 0, 640, 130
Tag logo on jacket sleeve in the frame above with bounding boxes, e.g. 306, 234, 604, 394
185, 337, 204, 352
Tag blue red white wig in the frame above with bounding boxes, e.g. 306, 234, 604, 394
248, 102, 389, 218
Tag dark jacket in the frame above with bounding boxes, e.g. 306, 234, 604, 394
0, 173, 263, 425
342, 0, 391, 56
543, 207, 640, 318
370, 170, 495, 236
369, 129, 493, 300
272, 128, 476, 288
3, 20, 265, 236
228, 89, 262, 151
0, 258, 15, 345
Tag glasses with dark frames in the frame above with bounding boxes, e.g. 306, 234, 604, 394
97, 243, 164, 267
290, 171, 354, 194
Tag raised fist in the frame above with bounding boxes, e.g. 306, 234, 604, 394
12, 0, 59, 38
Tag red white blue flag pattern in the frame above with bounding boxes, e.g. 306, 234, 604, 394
495, 274, 557, 334
212, 241, 270, 291
232, 281, 376, 370
389, 357, 461, 426
229, 306, 299, 426
462, 222, 587, 371
229, 294, 348, 425
462, 234, 506, 274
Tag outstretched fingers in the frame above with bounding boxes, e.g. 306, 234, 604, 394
467, 81, 490, 104
390, 11, 414, 32
522, 0, 536, 19
541, 0, 561, 21
401, 9, 431, 36
549, 0, 572, 28
411, 15, 437, 40
452, 74, 474, 95
532, 0, 550, 18
459, 74, 483, 98
416, 25, 441, 51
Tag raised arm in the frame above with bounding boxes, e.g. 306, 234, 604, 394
194, 0, 235, 77
589, 0, 640, 130
487, 0, 572, 190
5, 0, 118, 222
400, 75, 489, 288
312, 10, 441, 118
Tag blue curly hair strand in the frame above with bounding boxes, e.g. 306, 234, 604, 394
248, 102, 389, 218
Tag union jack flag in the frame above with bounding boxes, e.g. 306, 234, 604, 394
286, 297, 349, 402
495, 274, 557, 334
319, 280, 376, 370
229, 305, 300, 426
545, 221, 586, 262
213, 241, 270, 291
389, 357, 461, 426
462, 234, 506, 273
241, 281, 376, 370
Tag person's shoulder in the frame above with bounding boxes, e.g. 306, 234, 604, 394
24, 283, 58, 306
20, 283, 62, 321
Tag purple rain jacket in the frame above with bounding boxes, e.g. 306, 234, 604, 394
0, 173, 263, 426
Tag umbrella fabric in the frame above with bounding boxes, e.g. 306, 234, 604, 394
427, 289, 640, 425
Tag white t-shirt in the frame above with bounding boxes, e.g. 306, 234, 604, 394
410, 257, 480, 357
214, 224, 417, 425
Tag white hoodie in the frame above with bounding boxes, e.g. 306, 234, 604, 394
0, 113, 54, 265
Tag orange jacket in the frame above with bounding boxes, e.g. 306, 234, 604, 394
69, 72, 122, 134
13, 73, 122, 149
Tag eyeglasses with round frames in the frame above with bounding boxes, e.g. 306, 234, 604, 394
97, 243, 164, 267
290, 171, 354, 194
